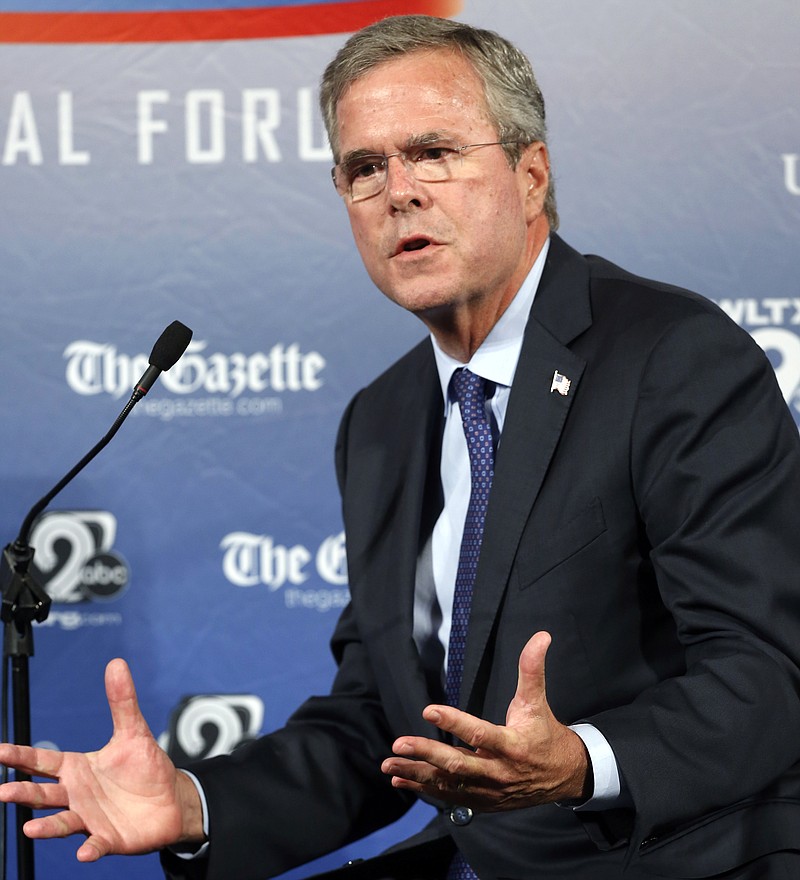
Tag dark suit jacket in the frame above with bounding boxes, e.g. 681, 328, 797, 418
163, 235, 800, 880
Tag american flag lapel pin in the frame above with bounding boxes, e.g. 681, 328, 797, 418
550, 370, 571, 396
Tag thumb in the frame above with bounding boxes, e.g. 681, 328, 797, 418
105, 658, 152, 740
510, 631, 551, 716
76, 835, 108, 863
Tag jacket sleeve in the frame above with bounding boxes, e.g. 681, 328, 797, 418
588, 309, 800, 866
161, 392, 416, 880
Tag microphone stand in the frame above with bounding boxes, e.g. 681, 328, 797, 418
0, 320, 191, 880
0, 544, 50, 880
5, 327, 203, 880
0, 395, 140, 880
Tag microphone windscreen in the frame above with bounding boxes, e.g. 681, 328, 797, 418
149, 321, 193, 371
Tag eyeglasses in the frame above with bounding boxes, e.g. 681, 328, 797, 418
331, 140, 524, 203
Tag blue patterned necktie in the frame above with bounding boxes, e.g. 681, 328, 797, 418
444, 368, 495, 880
445, 368, 495, 708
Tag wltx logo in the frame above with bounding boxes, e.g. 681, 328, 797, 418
716, 298, 800, 420
159, 694, 264, 763
753, 327, 800, 417
29, 510, 130, 603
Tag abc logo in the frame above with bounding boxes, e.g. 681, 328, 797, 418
29, 510, 130, 603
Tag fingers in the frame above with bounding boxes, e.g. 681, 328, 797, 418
382, 740, 498, 806
381, 751, 464, 798
514, 631, 551, 709
0, 744, 63, 779
24, 811, 112, 862
421, 705, 509, 754
382, 725, 485, 795
77, 837, 107, 863
388, 732, 471, 773
23, 809, 86, 840
0, 779, 68, 810
77, 830, 121, 863
105, 658, 152, 740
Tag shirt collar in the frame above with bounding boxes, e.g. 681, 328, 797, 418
432, 237, 550, 409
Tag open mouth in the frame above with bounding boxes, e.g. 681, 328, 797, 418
396, 237, 432, 254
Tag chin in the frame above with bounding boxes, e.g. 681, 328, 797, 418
380, 279, 465, 314
389, 293, 459, 318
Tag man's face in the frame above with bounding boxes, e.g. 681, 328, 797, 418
334, 49, 549, 324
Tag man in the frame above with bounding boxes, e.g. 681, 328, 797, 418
2, 14, 800, 880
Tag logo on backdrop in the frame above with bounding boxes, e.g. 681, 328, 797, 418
220, 530, 349, 612
715, 297, 800, 420
29, 510, 129, 630
64, 337, 326, 420
782, 154, 800, 196
159, 694, 265, 764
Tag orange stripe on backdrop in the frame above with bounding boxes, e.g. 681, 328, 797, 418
0, 0, 462, 43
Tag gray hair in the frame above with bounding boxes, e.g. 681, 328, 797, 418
320, 14, 558, 229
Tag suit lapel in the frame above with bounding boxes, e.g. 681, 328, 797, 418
347, 343, 445, 733
459, 235, 593, 711
344, 237, 594, 722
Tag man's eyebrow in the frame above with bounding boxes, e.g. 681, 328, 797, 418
338, 131, 459, 166
338, 147, 385, 166
406, 130, 457, 147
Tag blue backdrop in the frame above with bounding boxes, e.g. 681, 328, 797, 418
1, 1, 798, 877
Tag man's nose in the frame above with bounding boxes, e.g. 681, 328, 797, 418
385, 154, 427, 210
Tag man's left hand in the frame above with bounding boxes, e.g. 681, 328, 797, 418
380, 631, 591, 810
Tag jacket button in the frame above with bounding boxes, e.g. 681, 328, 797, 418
449, 806, 473, 826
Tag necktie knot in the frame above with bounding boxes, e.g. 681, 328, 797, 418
451, 369, 495, 468
451, 368, 487, 424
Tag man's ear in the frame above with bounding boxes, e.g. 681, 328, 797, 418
521, 141, 550, 221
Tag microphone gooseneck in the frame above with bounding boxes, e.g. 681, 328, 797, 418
15, 321, 193, 546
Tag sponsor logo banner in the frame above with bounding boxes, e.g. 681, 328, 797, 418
159, 693, 265, 763
30, 510, 130, 605
221, 529, 349, 611
64, 338, 326, 420
29, 510, 130, 630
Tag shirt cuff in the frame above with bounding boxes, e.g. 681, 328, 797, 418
565, 723, 625, 810
168, 770, 210, 860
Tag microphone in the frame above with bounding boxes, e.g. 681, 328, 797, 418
14, 320, 193, 546
133, 320, 194, 401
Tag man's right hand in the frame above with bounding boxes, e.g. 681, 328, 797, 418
0, 658, 206, 862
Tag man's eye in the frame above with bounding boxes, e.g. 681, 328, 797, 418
414, 146, 456, 163
350, 159, 383, 180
